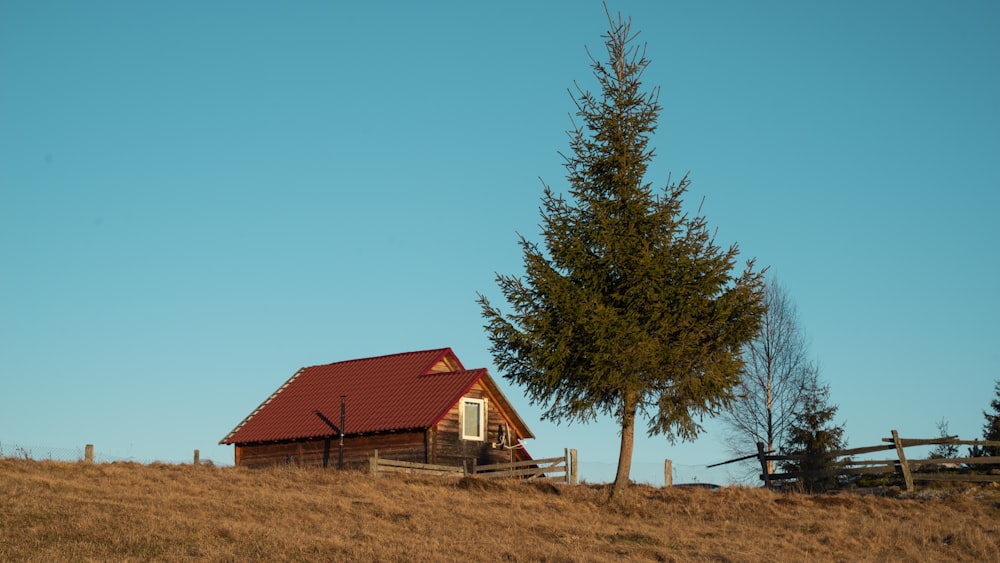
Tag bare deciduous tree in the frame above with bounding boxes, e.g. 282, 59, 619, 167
929, 418, 959, 459
723, 278, 816, 475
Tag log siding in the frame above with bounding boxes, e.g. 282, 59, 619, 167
234, 382, 529, 469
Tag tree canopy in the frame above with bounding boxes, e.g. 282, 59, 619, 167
970, 380, 1000, 462
478, 10, 766, 498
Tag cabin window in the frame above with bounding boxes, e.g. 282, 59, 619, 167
460, 397, 486, 441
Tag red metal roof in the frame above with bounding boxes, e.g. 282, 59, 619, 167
221, 348, 515, 445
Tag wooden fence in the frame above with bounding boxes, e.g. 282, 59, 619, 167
740, 431, 1000, 492
0, 442, 206, 465
369, 448, 578, 484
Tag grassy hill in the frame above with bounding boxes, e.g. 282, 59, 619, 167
1, 458, 997, 561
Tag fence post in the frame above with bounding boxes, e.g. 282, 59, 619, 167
562, 448, 579, 484
664, 459, 673, 487
891, 430, 914, 492
370, 449, 378, 477
756, 442, 771, 489
193, 449, 200, 465
85, 444, 94, 464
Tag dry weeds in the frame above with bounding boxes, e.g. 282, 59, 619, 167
1, 458, 997, 561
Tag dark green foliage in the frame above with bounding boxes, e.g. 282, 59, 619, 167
982, 380, 1000, 456
780, 376, 846, 492
478, 10, 766, 495
969, 380, 1000, 462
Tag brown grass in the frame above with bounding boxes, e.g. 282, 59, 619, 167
1, 458, 998, 562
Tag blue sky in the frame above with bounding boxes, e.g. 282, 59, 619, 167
2, 1, 997, 485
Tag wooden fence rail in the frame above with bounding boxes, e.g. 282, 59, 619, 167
367, 451, 465, 477
745, 431, 1000, 492
0, 443, 207, 466
368, 449, 578, 484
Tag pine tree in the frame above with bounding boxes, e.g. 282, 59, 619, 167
970, 380, 1000, 463
780, 375, 846, 492
478, 10, 766, 499
982, 380, 1000, 456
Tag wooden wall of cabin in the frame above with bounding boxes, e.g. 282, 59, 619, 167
431, 384, 530, 467
235, 430, 426, 469
233, 381, 531, 470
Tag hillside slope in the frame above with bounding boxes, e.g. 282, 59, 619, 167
1, 459, 997, 561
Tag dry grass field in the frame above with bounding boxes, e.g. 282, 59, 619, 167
1, 458, 998, 562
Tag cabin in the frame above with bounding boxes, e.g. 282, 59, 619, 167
220, 348, 534, 469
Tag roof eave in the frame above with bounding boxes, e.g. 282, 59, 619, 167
426, 369, 485, 428
219, 368, 306, 445
480, 371, 535, 439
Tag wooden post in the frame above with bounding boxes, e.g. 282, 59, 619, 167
338, 395, 346, 470
756, 442, 771, 489
562, 448, 578, 484
370, 449, 378, 477
85, 444, 94, 464
891, 430, 914, 492
664, 459, 673, 487
193, 449, 200, 465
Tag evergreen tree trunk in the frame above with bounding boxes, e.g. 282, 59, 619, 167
612, 394, 637, 500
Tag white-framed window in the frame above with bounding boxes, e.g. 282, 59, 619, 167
460, 397, 486, 441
